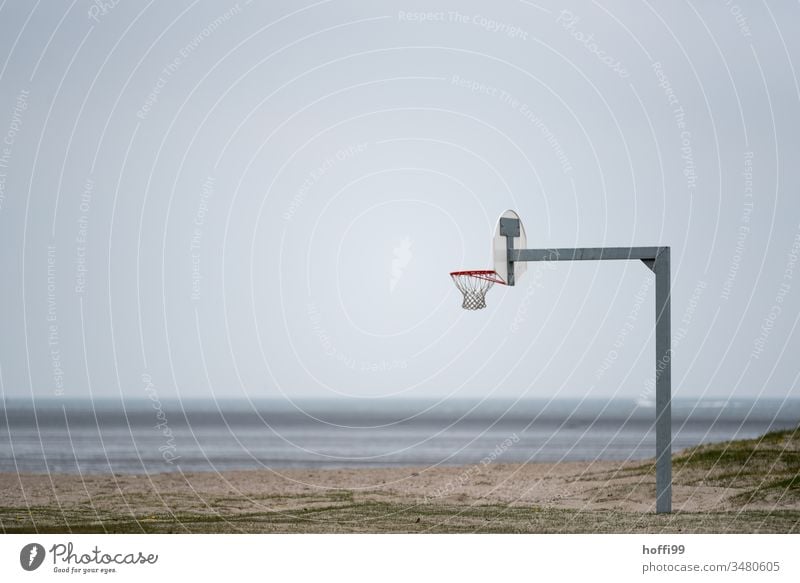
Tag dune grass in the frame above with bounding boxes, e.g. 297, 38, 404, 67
2, 500, 798, 534
673, 426, 800, 505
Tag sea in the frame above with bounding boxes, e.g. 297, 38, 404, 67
1, 398, 798, 475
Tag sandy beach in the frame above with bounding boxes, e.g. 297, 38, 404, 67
1, 427, 797, 533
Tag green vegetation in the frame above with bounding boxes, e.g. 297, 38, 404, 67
1, 499, 798, 534
673, 426, 800, 504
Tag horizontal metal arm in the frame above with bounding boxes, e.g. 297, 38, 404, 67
511, 247, 663, 262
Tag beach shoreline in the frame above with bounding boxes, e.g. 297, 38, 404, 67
2, 427, 797, 533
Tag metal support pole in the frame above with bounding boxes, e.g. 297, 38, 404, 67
503, 236, 673, 513
653, 247, 672, 513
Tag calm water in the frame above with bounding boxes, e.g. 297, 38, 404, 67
1, 398, 798, 474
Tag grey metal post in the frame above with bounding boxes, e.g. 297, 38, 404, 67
653, 247, 672, 513
501, 220, 672, 513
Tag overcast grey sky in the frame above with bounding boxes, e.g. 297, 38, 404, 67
0, 1, 798, 402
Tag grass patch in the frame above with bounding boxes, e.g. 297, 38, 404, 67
2, 500, 799, 534
671, 425, 799, 504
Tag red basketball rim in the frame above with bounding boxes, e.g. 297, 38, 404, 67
449, 270, 506, 284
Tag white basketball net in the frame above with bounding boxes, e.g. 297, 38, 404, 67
450, 270, 505, 310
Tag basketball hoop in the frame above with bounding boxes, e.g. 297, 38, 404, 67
449, 209, 674, 513
449, 270, 506, 310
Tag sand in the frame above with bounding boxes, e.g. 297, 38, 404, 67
1, 428, 798, 533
